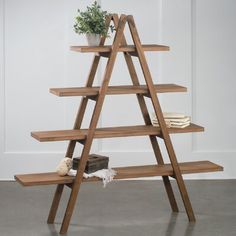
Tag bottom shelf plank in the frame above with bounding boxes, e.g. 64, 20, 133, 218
15, 161, 223, 186
15, 172, 74, 186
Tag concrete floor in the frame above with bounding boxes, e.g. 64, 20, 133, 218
0, 180, 236, 236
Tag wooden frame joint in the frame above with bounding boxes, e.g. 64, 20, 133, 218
126, 51, 138, 57
77, 140, 85, 145
99, 52, 111, 58
87, 95, 98, 101
143, 92, 151, 98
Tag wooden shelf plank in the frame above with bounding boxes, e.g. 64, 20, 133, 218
70, 44, 169, 53
31, 123, 204, 142
15, 172, 74, 186
113, 161, 223, 180
50, 84, 187, 97
14, 161, 223, 186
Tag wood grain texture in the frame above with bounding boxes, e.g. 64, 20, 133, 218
50, 84, 187, 97
127, 15, 196, 222
47, 184, 64, 223
112, 14, 179, 213
17, 14, 219, 233
15, 173, 74, 186
47, 16, 111, 227
60, 15, 129, 234
48, 16, 115, 229
70, 44, 169, 53
31, 123, 204, 142
14, 161, 223, 186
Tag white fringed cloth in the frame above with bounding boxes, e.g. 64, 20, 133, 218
67, 168, 117, 187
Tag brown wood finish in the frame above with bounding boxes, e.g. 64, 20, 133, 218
114, 161, 223, 179
15, 173, 74, 186
70, 44, 169, 53
47, 14, 114, 229
110, 14, 178, 212
50, 84, 187, 97
47, 56, 98, 225
14, 161, 223, 186
60, 15, 128, 234
31, 123, 204, 142
14, 14, 224, 234
127, 15, 196, 222
47, 184, 64, 223
65, 14, 113, 157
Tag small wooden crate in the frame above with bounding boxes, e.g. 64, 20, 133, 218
72, 154, 109, 174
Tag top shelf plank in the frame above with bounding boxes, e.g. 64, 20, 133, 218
50, 84, 187, 97
70, 44, 169, 53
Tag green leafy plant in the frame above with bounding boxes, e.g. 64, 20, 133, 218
74, 1, 112, 37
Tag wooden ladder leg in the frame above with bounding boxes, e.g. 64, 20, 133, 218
47, 55, 101, 225
127, 15, 195, 221
111, 15, 179, 213
65, 56, 101, 157
150, 136, 179, 212
60, 169, 84, 234
47, 184, 64, 223
65, 14, 113, 158
124, 55, 179, 212
60, 15, 128, 234
47, 16, 114, 226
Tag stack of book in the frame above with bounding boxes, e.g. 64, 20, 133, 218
152, 112, 191, 128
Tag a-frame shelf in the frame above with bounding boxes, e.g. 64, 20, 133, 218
15, 161, 223, 187
14, 14, 223, 234
50, 84, 187, 97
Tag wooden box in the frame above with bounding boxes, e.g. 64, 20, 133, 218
72, 154, 109, 174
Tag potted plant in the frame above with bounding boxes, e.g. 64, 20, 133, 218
74, 1, 112, 46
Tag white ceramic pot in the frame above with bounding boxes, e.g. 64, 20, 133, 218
86, 33, 101, 46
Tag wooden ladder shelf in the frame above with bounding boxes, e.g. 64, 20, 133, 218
15, 14, 223, 234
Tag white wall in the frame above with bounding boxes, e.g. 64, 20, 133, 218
0, 0, 235, 180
